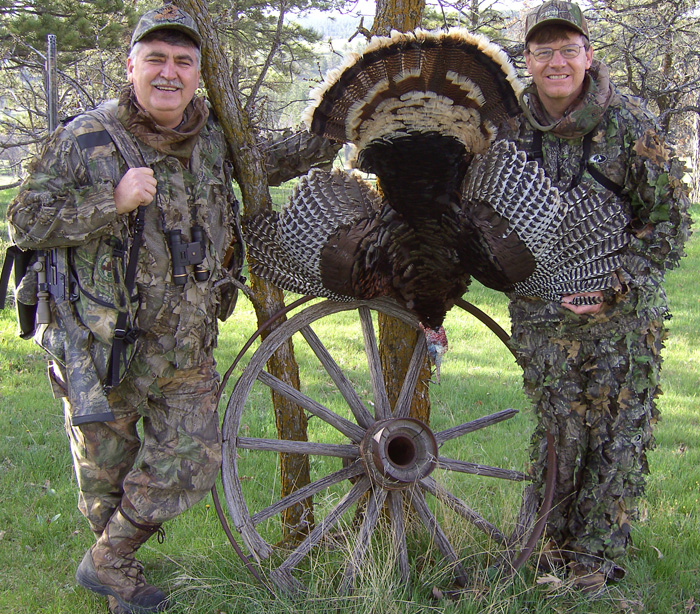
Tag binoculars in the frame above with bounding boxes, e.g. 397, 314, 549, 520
167, 226, 209, 285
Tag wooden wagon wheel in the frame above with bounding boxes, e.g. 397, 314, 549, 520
220, 296, 555, 595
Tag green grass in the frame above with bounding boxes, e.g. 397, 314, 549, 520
1, 187, 699, 613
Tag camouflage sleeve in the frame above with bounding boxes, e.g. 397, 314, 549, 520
260, 128, 342, 187
7, 124, 120, 250
618, 101, 693, 272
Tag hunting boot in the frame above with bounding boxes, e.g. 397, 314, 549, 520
76, 503, 169, 613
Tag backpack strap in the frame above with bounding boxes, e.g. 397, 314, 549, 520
529, 129, 624, 196
587, 159, 624, 196
82, 106, 148, 390
85, 105, 146, 169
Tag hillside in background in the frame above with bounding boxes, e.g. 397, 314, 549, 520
294, 9, 372, 40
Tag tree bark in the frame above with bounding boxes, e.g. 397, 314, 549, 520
372, 0, 432, 424
174, 0, 312, 537
693, 102, 700, 204
373, 0, 425, 35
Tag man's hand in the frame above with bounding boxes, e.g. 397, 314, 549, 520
114, 168, 157, 214
561, 291, 604, 315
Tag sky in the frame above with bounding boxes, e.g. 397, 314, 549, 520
324, 0, 527, 18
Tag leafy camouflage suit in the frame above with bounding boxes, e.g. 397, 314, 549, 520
7, 86, 241, 534
500, 60, 691, 576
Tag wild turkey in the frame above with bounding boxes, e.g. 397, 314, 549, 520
244, 30, 629, 377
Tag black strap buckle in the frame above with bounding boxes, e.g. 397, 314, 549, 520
113, 326, 140, 344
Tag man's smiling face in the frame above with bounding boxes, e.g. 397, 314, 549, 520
127, 38, 200, 129
525, 30, 593, 119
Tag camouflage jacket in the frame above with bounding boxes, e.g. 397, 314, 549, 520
8, 98, 242, 375
499, 61, 692, 333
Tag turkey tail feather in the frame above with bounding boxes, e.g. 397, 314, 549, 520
303, 30, 523, 157
243, 168, 386, 301
244, 211, 339, 299
463, 140, 630, 301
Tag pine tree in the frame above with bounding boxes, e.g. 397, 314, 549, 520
1, 0, 135, 55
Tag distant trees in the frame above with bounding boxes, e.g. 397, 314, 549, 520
0, 1, 134, 178
0, 0, 342, 179
191, 0, 337, 127
584, 0, 700, 197
421, 0, 517, 45
587, 0, 700, 133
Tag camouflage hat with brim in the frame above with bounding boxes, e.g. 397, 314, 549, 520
525, 0, 589, 42
130, 4, 202, 48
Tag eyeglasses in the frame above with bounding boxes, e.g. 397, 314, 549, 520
527, 43, 586, 62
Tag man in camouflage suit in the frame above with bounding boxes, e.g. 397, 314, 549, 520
7, 6, 243, 612
499, 0, 691, 590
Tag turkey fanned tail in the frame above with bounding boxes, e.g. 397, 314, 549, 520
462, 140, 630, 302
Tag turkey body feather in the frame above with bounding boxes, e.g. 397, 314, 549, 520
243, 29, 630, 353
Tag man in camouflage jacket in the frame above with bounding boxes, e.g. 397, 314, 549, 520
499, 0, 691, 589
7, 6, 243, 612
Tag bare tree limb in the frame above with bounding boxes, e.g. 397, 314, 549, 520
246, 0, 288, 112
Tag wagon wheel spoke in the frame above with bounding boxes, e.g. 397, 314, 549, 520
434, 409, 519, 446
436, 456, 530, 482
251, 460, 365, 526
358, 306, 391, 420
392, 333, 428, 419
236, 437, 359, 458
276, 476, 372, 577
388, 490, 410, 583
406, 487, 469, 586
419, 476, 508, 544
257, 370, 365, 442
219, 297, 550, 595
299, 325, 375, 429
339, 486, 389, 594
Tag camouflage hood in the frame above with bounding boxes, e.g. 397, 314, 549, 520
116, 85, 209, 165
519, 60, 618, 139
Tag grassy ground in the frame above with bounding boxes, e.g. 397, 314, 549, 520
1, 186, 698, 613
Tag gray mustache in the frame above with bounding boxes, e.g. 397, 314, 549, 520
150, 79, 184, 89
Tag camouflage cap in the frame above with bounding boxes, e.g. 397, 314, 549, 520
130, 4, 201, 48
525, 1, 589, 42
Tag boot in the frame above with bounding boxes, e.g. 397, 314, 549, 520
108, 596, 128, 614
76, 503, 169, 613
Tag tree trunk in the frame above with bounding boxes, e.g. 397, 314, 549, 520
175, 0, 313, 538
373, 0, 425, 34
693, 94, 700, 204
372, 0, 432, 425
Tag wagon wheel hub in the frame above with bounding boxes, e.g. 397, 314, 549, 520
360, 417, 438, 490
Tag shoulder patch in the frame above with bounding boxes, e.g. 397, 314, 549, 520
76, 130, 113, 151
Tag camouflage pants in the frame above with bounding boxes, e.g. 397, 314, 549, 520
62, 357, 222, 532
509, 298, 666, 569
